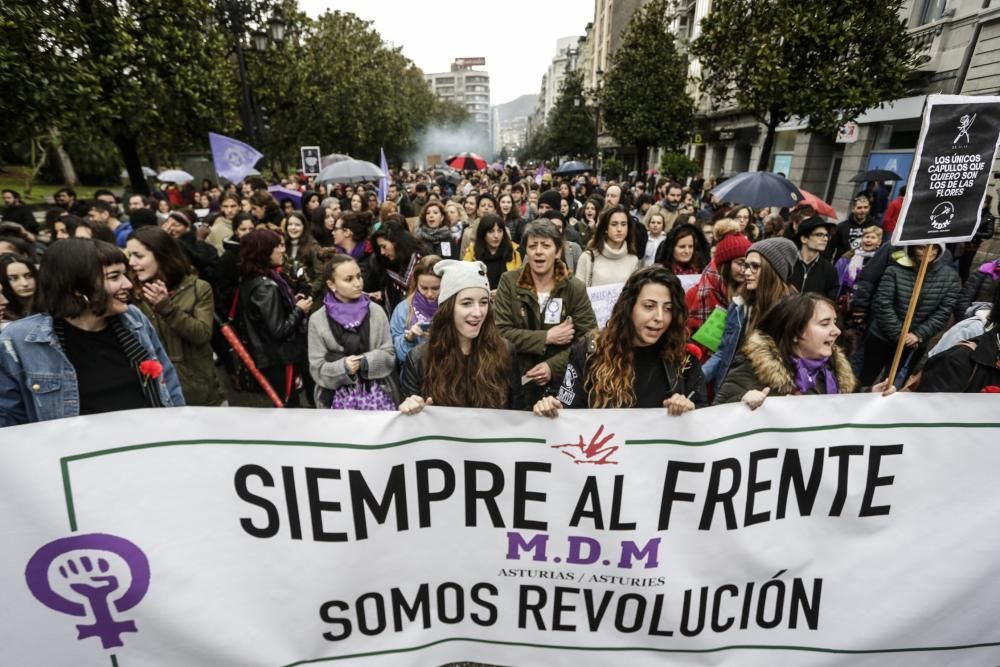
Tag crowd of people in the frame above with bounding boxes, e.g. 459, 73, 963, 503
1, 166, 998, 427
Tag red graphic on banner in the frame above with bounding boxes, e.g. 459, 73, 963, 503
551, 424, 620, 465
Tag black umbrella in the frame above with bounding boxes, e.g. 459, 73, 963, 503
554, 160, 592, 176
709, 171, 805, 208
850, 169, 902, 183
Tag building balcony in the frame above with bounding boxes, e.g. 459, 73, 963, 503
910, 19, 946, 73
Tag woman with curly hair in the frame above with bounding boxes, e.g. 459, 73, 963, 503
533, 266, 706, 416
399, 260, 522, 414
654, 220, 711, 274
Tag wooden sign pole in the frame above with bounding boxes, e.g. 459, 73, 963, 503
885, 246, 935, 387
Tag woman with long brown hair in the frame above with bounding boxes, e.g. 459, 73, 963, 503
127, 226, 223, 405
399, 260, 523, 413
703, 237, 798, 388
533, 266, 705, 416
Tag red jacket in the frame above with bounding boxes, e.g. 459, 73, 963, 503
882, 196, 904, 233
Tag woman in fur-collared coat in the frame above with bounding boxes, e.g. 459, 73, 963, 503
714, 293, 857, 408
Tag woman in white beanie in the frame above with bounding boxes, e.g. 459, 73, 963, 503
399, 259, 523, 414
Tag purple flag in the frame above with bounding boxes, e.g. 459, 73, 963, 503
534, 163, 545, 185
377, 147, 390, 203
209, 132, 263, 184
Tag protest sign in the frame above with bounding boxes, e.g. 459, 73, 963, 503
892, 94, 1000, 246
586, 282, 625, 328
678, 273, 701, 292
691, 305, 727, 351
301, 146, 321, 177
3, 396, 1000, 666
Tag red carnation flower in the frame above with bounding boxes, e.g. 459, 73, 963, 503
685, 343, 705, 362
138, 360, 163, 380
980, 385, 1000, 393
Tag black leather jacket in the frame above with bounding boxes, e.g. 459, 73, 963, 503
238, 275, 306, 369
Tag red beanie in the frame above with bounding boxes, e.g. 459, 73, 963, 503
713, 233, 752, 266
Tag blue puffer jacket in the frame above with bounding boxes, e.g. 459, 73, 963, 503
702, 296, 748, 387
0, 306, 185, 427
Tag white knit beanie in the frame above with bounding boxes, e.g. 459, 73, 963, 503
435, 259, 490, 304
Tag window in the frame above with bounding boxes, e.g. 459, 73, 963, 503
918, 0, 947, 25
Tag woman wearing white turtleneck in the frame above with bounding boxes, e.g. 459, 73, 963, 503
575, 205, 641, 287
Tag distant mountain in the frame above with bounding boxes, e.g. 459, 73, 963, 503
493, 94, 538, 122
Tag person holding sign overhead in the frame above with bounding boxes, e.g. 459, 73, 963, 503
859, 244, 958, 387
494, 219, 597, 407
533, 266, 705, 417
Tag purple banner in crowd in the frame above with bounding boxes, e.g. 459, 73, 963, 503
208, 132, 263, 185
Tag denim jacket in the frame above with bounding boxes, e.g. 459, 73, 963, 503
702, 297, 747, 387
0, 306, 185, 427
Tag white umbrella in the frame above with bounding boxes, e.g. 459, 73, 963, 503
157, 169, 195, 184
120, 166, 156, 179
316, 159, 384, 185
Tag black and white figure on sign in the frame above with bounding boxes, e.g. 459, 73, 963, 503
954, 114, 975, 144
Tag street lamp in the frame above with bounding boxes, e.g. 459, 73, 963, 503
214, 0, 286, 148
594, 69, 604, 178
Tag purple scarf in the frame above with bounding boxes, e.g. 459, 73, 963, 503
411, 290, 438, 324
324, 291, 370, 329
792, 356, 838, 394
265, 269, 296, 306
336, 242, 367, 261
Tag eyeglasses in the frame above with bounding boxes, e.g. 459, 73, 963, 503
744, 260, 763, 273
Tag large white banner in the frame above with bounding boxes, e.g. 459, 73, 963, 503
3, 395, 1000, 666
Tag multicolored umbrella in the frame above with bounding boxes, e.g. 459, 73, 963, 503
446, 153, 488, 171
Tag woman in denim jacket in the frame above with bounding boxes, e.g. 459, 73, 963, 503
0, 239, 184, 426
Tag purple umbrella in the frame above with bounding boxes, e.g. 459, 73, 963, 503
489, 162, 504, 171
268, 185, 302, 209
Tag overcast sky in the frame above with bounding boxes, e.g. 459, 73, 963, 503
299, 0, 595, 106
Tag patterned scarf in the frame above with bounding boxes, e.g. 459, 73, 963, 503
386, 253, 419, 291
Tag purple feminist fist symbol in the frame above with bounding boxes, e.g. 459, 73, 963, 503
25, 533, 150, 649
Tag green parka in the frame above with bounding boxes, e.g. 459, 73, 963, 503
137, 274, 223, 405
493, 261, 597, 406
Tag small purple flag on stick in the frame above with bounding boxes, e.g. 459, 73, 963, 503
534, 163, 545, 185
209, 132, 263, 184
